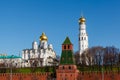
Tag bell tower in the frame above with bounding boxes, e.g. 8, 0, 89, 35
78, 16, 88, 55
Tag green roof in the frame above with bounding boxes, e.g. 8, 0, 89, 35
62, 37, 72, 45
0, 55, 21, 59
60, 50, 75, 65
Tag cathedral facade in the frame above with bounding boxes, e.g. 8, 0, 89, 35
22, 33, 56, 67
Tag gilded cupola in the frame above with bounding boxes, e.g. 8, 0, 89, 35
40, 32, 48, 41
79, 16, 86, 24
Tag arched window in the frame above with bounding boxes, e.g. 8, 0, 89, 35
64, 45, 66, 49
69, 66, 71, 69
84, 37, 86, 40
81, 37, 83, 40
68, 45, 70, 49
63, 66, 65, 69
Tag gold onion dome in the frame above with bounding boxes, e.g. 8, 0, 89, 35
40, 32, 48, 41
79, 16, 86, 24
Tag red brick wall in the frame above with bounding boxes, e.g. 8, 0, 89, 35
0, 72, 120, 80
0, 73, 50, 80
77, 72, 120, 80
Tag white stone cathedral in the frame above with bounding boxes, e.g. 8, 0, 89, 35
78, 16, 89, 55
22, 33, 56, 67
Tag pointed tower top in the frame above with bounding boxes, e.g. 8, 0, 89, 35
62, 37, 72, 45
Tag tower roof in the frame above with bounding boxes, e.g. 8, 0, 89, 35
62, 37, 72, 45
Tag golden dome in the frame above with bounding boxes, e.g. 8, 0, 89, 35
40, 32, 48, 41
79, 16, 86, 24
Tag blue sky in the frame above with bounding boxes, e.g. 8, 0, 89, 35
0, 0, 120, 56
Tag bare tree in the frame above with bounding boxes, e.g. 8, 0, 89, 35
74, 51, 81, 65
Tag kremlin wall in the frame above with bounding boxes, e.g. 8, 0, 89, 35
0, 72, 120, 80
0, 16, 120, 80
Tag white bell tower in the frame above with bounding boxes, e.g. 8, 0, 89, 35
78, 16, 88, 55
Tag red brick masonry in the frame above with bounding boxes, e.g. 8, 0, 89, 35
0, 73, 49, 80
56, 65, 79, 80
78, 72, 120, 80
0, 72, 120, 80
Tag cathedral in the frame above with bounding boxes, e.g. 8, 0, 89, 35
22, 33, 56, 67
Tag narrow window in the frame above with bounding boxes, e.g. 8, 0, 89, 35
84, 37, 86, 40
82, 37, 83, 40
64, 45, 66, 49
63, 66, 65, 69
68, 45, 70, 49
69, 66, 71, 69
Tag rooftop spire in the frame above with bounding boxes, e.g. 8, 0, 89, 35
81, 11, 84, 17
62, 36, 72, 45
